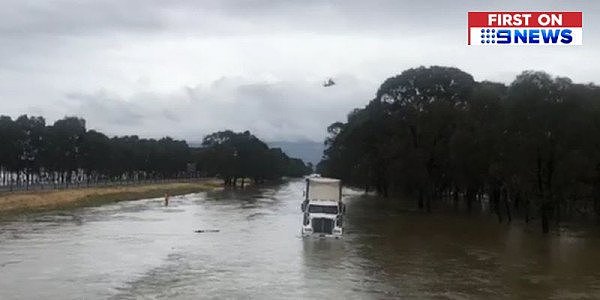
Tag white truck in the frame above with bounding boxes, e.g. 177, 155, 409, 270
301, 176, 345, 237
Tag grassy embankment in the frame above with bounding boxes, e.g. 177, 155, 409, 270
0, 179, 222, 216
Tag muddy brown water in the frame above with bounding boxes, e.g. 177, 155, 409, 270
1, 180, 600, 299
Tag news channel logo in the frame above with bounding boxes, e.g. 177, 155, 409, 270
468, 12, 582, 45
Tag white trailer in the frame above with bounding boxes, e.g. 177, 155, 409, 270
301, 176, 344, 237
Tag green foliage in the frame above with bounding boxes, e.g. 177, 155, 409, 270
320, 66, 600, 231
0, 118, 311, 186
194, 130, 312, 184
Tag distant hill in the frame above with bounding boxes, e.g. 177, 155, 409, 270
267, 141, 324, 167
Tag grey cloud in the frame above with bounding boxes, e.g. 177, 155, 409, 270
58, 76, 372, 142
0, 1, 165, 36
65, 91, 145, 126
5, 1, 597, 38
1, 0, 599, 143
162, 109, 180, 122
187, 76, 372, 141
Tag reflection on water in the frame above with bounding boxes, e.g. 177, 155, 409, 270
1, 180, 600, 298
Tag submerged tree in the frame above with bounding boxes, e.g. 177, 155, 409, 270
320, 66, 600, 233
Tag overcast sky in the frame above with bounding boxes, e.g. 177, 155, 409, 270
1, 0, 599, 143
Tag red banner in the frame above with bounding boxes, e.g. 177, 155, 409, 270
468, 12, 582, 28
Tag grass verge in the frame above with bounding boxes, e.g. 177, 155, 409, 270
0, 179, 222, 217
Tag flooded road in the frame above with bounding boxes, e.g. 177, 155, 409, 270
2, 180, 600, 299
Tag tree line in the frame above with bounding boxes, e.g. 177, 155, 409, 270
195, 130, 312, 186
0, 115, 311, 190
318, 66, 600, 233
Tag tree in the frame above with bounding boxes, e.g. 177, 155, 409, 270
198, 130, 311, 185
320, 66, 600, 233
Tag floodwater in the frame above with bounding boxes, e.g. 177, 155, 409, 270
2, 180, 600, 299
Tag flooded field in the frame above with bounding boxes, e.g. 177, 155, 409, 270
2, 180, 600, 299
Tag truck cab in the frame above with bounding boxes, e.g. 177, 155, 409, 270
301, 177, 344, 237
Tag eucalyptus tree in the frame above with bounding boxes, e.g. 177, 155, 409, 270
199, 130, 311, 184
320, 66, 600, 233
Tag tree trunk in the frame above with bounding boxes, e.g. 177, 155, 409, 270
491, 187, 502, 223
453, 186, 459, 210
525, 201, 530, 223
466, 188, 475, 213
426, 196, 431, 213
382, 180, 389, 197
503, 188, 511, 223
425, 188, 432, 213
541, 203, 550, 233
554, 194, 561, 226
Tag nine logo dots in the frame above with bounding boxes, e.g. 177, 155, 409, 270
480, 28, 496, 44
